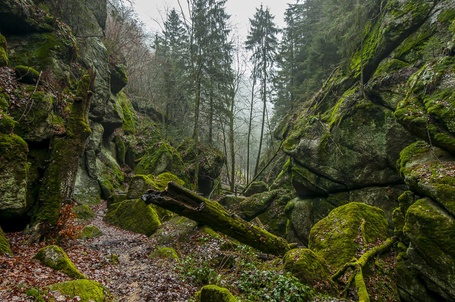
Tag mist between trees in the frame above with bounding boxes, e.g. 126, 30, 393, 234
105, 0, 382, 191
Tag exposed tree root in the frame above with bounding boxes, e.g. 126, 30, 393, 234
331, 236, 397, 302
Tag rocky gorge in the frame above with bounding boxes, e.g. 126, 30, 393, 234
0, 0, 454, 301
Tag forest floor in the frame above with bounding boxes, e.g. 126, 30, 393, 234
0, 201, 340, 301
0, 202, 197, 301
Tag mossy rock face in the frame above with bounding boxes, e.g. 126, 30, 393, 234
309, 202, 389, 270
0, 133, 28, 219
400, 197, 455, 300
243, 181, 268, 197
110, 63, 128, 94
0, 226, 12, 256
398, 141, 455, 216
135, 142, 186, 180
0, 0, 56, 35
105, 199, 161, 236
34, 245, 86, 279
96, 147, 125, 201
117, 92, 138, 134
197, 285, 237, 302
283, 248, 333, 291
0, 33, 8, 67
73, 204, 95, 221
8, 90, 65, 142
284, 90, 413, 198
79, 225, 103, 240
395, 57, 455, 154
102, 93, 124, 137
47, 279, 106, 302
235, 189, 293, 237
178, 139, 226, 195
8, 28, 77, 80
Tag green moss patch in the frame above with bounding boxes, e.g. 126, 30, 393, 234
0, 226, 12, 256
34, 245, 86, 279
14, 65, 40, 84
79, 225, 103, 240
283, 248, 332, 290
309, 202, 389, 270
0, 33, 8, 67
73, 204, 95, 221
402, 198, 455, 299
197, 285, 237, 302
149, 246, 179, 261
105, 199, 161, 236
47, 279, 106, 302
398, 141, 455, 215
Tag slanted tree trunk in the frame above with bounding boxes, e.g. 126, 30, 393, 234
30, 67, 95, 240
142, 181, 291, 256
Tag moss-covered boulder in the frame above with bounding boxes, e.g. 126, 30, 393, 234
135, 142, 186, 180
105, 199, 161, 236
0, 133, 28, 220
150, 216, 198, 245
283, 248, 333, 291
149, 246, 179, 261
196, 285, 237, 302
285, 186, 405, 245
34, 245, 86, 279
398, 197, 455, 300
0, 33, 8, 67
0, 226, 12, 256
309, 202, 389, 270
243, 181, 268, 197
79, 225, 103, 240
73, 204, 95, 221
110, 63, 128, 94
47, 279, 107, 302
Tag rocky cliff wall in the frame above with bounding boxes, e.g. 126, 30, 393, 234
279, 0, 455, 300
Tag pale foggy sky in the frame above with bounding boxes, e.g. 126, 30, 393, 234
133, 0, 290, 38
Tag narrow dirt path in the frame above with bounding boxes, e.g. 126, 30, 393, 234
0, 201, 196, 301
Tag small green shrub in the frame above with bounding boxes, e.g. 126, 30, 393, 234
237, 268, 313, 302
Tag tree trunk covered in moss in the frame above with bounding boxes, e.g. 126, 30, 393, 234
142, 181, 292, 256
32, 68, 95, 239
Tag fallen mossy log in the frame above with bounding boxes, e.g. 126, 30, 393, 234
331, 236, 397, 302
141, 181, 292, 256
